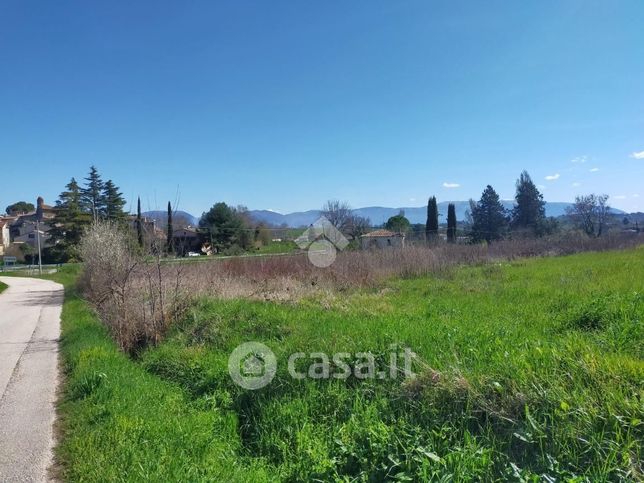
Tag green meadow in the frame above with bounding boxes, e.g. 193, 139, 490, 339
54, 248, 643, 481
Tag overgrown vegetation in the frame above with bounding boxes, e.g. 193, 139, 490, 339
60, 247, 643, 480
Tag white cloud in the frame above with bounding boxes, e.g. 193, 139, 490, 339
589, 167, 600, 172
630, 151, 644, 159
442, 182, 460, 188
545, 173, 560, 181
408, 198, 416, 202
571, 155, 587, 164
633, 194, 640, 198
613, 195, 627, 200
572, 182, 581, 187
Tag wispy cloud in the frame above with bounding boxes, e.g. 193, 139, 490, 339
589, 167, 600, 172
633, 194, 640, 198
545, 173, 560, 181
630, 151, 644, 159
572, 182, 581, 187
571, 155, 587, 164
442, 182, 460, 188
613, 195, 627, 200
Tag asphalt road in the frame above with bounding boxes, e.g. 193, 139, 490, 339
0, 277, 63, 482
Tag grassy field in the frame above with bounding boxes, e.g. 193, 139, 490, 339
53, 248, 642, 481
0, 281, 7, 293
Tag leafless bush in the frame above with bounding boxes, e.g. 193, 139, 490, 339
78, 223, 190, 352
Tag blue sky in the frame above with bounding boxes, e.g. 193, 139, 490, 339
1, 0, 643, 215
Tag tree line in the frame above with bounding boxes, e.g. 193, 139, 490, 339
382, 171, 615, 243
31, 166, 626, 262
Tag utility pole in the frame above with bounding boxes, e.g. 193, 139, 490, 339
35, 196, 44, 275
36, 220, 42, 275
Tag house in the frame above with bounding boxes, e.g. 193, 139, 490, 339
10, 218, 54, 249
7, 198, 57, 249
173, 227, 202, 256
360, 229, 406, 249
127, 214, 157, 234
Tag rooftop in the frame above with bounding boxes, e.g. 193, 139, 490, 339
361, 229, 405, 238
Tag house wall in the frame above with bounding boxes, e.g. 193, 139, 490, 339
361, 236, 405, 249
10, 221, 53, 248
0, 225, 9, 249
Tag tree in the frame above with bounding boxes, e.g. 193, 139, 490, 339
199, 202, 251, 251
136, 197, 144, 248
566, 194, 611, 237
345, 215, 371, 240
5, 201, 35, 215
166, 201, 174, 254
81, 166, 105, 222
321, 200, 353, 233
385, 211, 411, 233
48, 178, 91, 260
511, 171, 546, 234
470, 185, 508, 243
103, 180, 127, 221
446, 203, 457, 243
425, 196, 439, 242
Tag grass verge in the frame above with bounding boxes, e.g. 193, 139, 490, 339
0, 281, 7, 293
47, 266, 271, 481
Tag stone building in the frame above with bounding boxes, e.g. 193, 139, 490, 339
360, 229, 405, 249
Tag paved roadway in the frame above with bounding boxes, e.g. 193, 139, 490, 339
0, 277, 63, 482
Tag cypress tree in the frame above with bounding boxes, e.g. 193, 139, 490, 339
136, 197, 144, 248
167, 201, 174, 255
447, 203, 457, 243
425, 196, 439, 242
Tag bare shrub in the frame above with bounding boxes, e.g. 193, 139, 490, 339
78, 223, 190, 352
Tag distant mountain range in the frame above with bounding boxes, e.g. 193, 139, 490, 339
145, 203, 626, 229
248, 202, 625, 227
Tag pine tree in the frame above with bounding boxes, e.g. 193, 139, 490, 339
81, 166, 105, 222
49, 178, 91, 260
470, 185, 508, 243
511, 171, 545, 234
103, 180, 127, 221
447, 203, 457, 243
425, 196, 439, 242
167, 201, 174, 255
137, 197, 144, 248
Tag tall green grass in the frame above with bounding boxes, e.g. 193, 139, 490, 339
56, 249, 643, 480
51, 266, 271, 481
